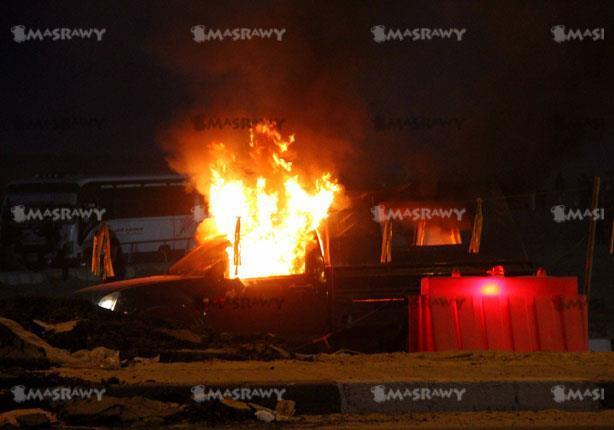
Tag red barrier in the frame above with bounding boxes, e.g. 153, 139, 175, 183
409, 276, 588, 352
421, 276, 578, 296
508, 295, 539, 352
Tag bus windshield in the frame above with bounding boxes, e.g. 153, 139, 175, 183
2, 183, 81, 224
4, 183, 80, 207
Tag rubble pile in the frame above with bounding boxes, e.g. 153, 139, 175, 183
0, 296, 317, 368
0, 395, 299, 428
0, 297, 213, 361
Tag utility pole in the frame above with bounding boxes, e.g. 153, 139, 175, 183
584, 176, 600, 296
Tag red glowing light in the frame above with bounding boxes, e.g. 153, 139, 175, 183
420, 275, 578, 297
480, 283, 501, 296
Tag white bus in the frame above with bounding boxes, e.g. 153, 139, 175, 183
0, 175, 205, 271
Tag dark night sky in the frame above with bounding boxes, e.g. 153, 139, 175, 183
1, 0, 612, 191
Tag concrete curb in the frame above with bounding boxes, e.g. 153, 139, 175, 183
1, 376, 613, 414
106, 382, 343, 414
340, 381, 614, 413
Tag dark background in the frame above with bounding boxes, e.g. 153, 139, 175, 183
1, 0, 612, 191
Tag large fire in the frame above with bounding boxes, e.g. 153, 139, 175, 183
196, 121, 339, 279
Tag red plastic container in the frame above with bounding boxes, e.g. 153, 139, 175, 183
409, 276, 588, 352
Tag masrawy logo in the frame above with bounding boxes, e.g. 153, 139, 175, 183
192, 116, 285, 131
551, 25, 604, 43
11, 205, 106, 224
191, 26, 286, 42
371, 205, 466, 223
371, 25, 466, 43
550, 205, 605, 223
11, 25, 106, 43
8, 115, 105, 132
549, 115, 605, 132
205, 297, 285, 311
11, 385, 105, 403
371, 385, 466, 403
552, 296, 587, 311
191, 385, 286, 402
551, 385, 605, 403
373, 115, 465, 132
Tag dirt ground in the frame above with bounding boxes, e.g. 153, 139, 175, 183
295, 411, 614, 429
149, 411, 614, 429
51, 350, 614, 384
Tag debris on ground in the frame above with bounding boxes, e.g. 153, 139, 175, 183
220, 398, 252, 414
60, 396, 181, 426
331, 348, 363, 356
255, 409, 275, 422
32, 319, 79, 334
248, 399, 297, 422
0, 408, 57, 427
0, 297, 216, 361
71, 346, 120, 370
131, 355, 161, 365
0, 316, 78, 367
157, 328, 203, 344
176, 400, 258, 425
0, 316, 119, 369
0, 296, 373, 366
275, 399, 296, 418
0, 318, 49, 367
269, 344, 291, 359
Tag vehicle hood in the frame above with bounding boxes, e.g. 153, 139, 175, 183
76, 274, 205, 296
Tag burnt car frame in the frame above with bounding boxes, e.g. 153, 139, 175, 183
76, 236, 331, 337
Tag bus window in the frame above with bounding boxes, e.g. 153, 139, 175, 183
96, 186, 141, 219
140, 184, 196, 217
87, 181, 201, 219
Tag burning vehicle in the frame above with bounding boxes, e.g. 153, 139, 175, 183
76, 234, 330, 336
75, 123, 537, 351
77, 122, 337, 337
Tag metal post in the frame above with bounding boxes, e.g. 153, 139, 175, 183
609, 219, 614, 255
233, 217, 241, 276
327, 265, 335, 332
584, 176, 600, 296
324, 222, 331, 265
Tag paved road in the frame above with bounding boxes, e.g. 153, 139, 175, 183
167, 411, 614, 429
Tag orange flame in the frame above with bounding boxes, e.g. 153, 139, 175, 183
196, 121, 339, 279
